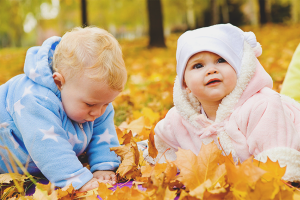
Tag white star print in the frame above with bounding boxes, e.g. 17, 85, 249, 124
97, 129, 114, 145
68, 132, 83, 147
0, 122, 9, 129
65, 173, 82, 187
40, 126, 60, 142
22, 85, 33, 97
29, 69, 40, 81
9, 136, 19, 149
14, 100, 25, 116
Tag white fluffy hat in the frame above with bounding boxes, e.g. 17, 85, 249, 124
176, 23, 262, 88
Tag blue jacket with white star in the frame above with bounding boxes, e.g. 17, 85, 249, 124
0, 36, 120, 189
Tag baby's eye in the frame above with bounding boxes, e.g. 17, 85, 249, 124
86, 103, 94, 107
193, 63, 203, 69
217, 58, 226, 63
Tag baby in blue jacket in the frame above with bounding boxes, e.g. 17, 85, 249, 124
0, 27, 127, 191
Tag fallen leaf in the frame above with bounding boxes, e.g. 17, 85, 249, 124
174, 142, 226, 191
148, 126, 158, 159
0, 173, 27, 184
253, 157, 286, 181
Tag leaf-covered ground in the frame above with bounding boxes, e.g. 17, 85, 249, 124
1, 24, 300, 199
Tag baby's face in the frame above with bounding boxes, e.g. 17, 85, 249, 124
184, 51, 237, 105
60, 75, 120, 123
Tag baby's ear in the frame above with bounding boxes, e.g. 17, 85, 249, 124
52, 72, 65, 91
182, 80, 191, 93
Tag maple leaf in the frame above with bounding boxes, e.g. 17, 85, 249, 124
148, 126, 158, 159
0, 173, 27, 184
115, 125, 125, 144
122, 130, 133, 145
174, 142, 226, 191
189, 179, 228, 200
253, 157, 286, 181
110, 136, 141, 180
225, 155, 266, 190
246, 179, 278, 200
110, 185, 149, 200
97, 182, 113, 199
33, 186, 58, 200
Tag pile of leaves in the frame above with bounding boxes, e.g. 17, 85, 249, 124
1, 24, 300, 199
2, 128, 300, 199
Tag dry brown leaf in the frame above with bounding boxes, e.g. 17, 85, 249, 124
122, 130, 133, 145
110, 136, 141, 179
115, 125, 125, 144
148, 126, 158, 159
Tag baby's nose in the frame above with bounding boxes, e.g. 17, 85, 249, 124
91, 106, 106, 117
206, 69, 218, 76
207, 71, 217, 75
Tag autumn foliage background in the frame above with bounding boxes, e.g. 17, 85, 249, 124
1, 24, 300, 199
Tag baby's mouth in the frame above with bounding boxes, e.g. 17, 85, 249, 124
206, 78, 221, 85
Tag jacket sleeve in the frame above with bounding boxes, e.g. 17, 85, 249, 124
245, 89, 300, 181
280, 43, 300, 102
13, 93, 93, 189
86, 103, 120, 173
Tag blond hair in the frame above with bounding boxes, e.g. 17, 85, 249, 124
53, 26, 127, 92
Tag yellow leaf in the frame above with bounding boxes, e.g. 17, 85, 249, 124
174, 142, 226, 191
0, 173, 27, 184
148, 126, 158, 159
253, 157, 286, 181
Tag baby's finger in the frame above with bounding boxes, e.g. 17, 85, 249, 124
110, 174, 117, 181
104, 174, 111, 180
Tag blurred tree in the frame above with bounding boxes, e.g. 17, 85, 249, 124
291, 0, 300, 23
211, 0, 220, 24
81, 0, 88, 27
147, 0, 166, 48
186, 0, 196, 29
0, 0, 24, 47
259, 0, 272, 24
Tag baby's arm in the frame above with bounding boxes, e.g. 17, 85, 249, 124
85, 104, 120, 173
244, 91, 300, 181
79, 171, 116, 192
13, 94, 93, 189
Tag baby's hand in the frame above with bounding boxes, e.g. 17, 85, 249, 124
78, 177, 100, 192
93, 170, 116, 185
78, 171, 116, 192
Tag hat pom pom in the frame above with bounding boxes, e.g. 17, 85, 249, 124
244, 31, 257, 48
244, 31, 262, 57
253, 42, 262, 57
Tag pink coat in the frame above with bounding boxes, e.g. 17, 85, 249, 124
151, 42, 300, 181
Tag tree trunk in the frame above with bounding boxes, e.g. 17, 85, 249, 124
221, 0, 229, 23
186, 0, 196, 29
248, 0, 259, 26
211, 0, 219, 25
259, 0, 267, 24
291, 0, 299, 23
147, 0, 166, 48
81, 0, 88, 27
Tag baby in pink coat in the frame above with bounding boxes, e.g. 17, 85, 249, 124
145, 24, 300, 182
